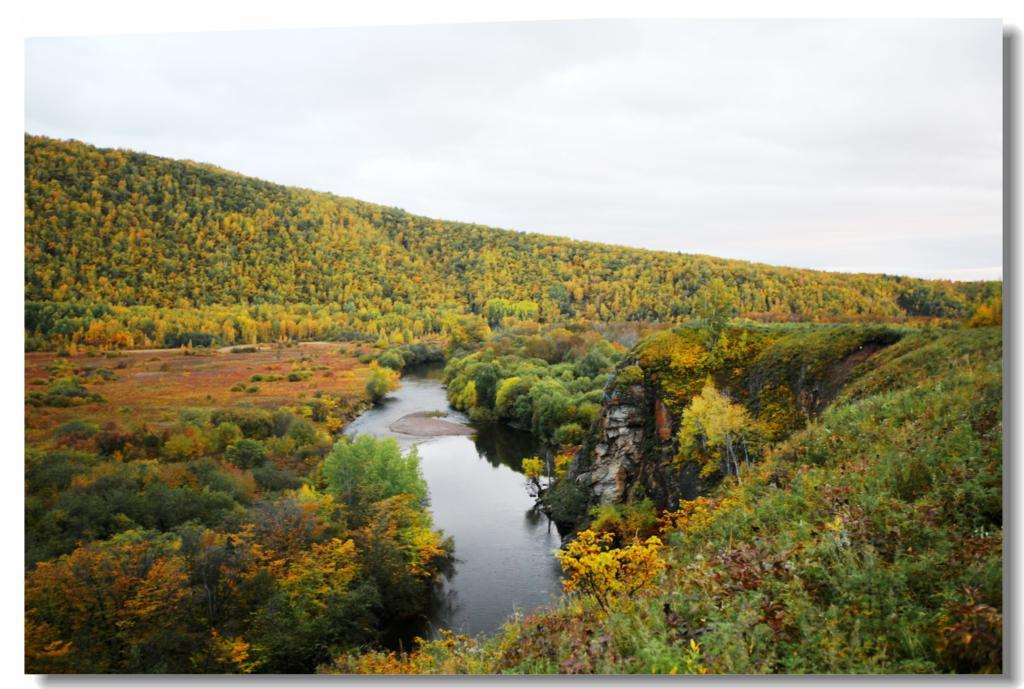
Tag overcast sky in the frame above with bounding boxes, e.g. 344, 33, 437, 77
25, 19, 1002, 280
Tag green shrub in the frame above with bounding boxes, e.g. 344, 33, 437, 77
377, 350, 406, 371
543, 478, 589, 529
615, 365, 644, 386
366, 367, 398, 403
225, 438, 268, 469
28, 377, 103, 407
553, 422, 584, 447
251, 464, 303, 491
54, 419, 99, 443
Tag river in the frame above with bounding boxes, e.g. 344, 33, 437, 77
343, 364, 564, 644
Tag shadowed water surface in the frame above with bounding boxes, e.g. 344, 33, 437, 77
344, 365, 563, 643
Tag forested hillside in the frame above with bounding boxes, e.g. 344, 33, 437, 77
23, 134, 1003, 675
25, 135, 999, 351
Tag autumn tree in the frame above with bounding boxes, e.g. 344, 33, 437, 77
969, 295, 1002, 328
556, 530, 666, 613
24, 134, 996, 354
320, 435, 427, 521
365, 364, 399, 404
25, 531, 194, 673
676, 379, 764, 480
522, 456, 546, 497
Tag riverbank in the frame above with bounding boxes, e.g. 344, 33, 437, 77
344, 367, 563, 643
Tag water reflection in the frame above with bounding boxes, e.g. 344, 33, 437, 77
344, 365, 564, 646
472, 421, 540, 472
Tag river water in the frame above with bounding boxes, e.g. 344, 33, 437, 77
343, 365, 564, 643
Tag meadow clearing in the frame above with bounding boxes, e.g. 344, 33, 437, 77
24, 342, 376, 448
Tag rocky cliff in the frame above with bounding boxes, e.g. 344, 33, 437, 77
568, 363, 709, 511
564, 323, 902, 517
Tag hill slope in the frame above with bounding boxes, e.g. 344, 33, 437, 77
329, 324, 1003, 674
25, 135, 998, 350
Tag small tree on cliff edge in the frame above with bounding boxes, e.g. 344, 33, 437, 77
522, 456, 546, 498
675, 378, 765, 480
695, 277, 737, 349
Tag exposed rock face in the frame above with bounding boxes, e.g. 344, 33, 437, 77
654, 398, 673, 442
574, 384, 646, 504
567, 327, 899, 517
571, 376, 706, 510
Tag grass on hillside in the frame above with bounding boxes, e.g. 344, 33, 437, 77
325, 327, 1002, 674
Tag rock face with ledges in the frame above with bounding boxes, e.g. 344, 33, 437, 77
571, 375, 705, 510
575, 385, 645, 504
566, 325, 901, 524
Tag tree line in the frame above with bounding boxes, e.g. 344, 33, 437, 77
25, 135, 1000, 352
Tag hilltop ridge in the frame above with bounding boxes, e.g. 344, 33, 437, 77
25, 134, 999, 351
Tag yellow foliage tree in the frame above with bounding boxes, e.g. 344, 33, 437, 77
522, 456, 545, 497
556, 530, 666, 612
968, 296, 1002, 328
676, 379, 763, 479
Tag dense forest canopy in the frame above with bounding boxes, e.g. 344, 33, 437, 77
24, 135, 999, 351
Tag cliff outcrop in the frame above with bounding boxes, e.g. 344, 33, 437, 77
565, 323, 902, 516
